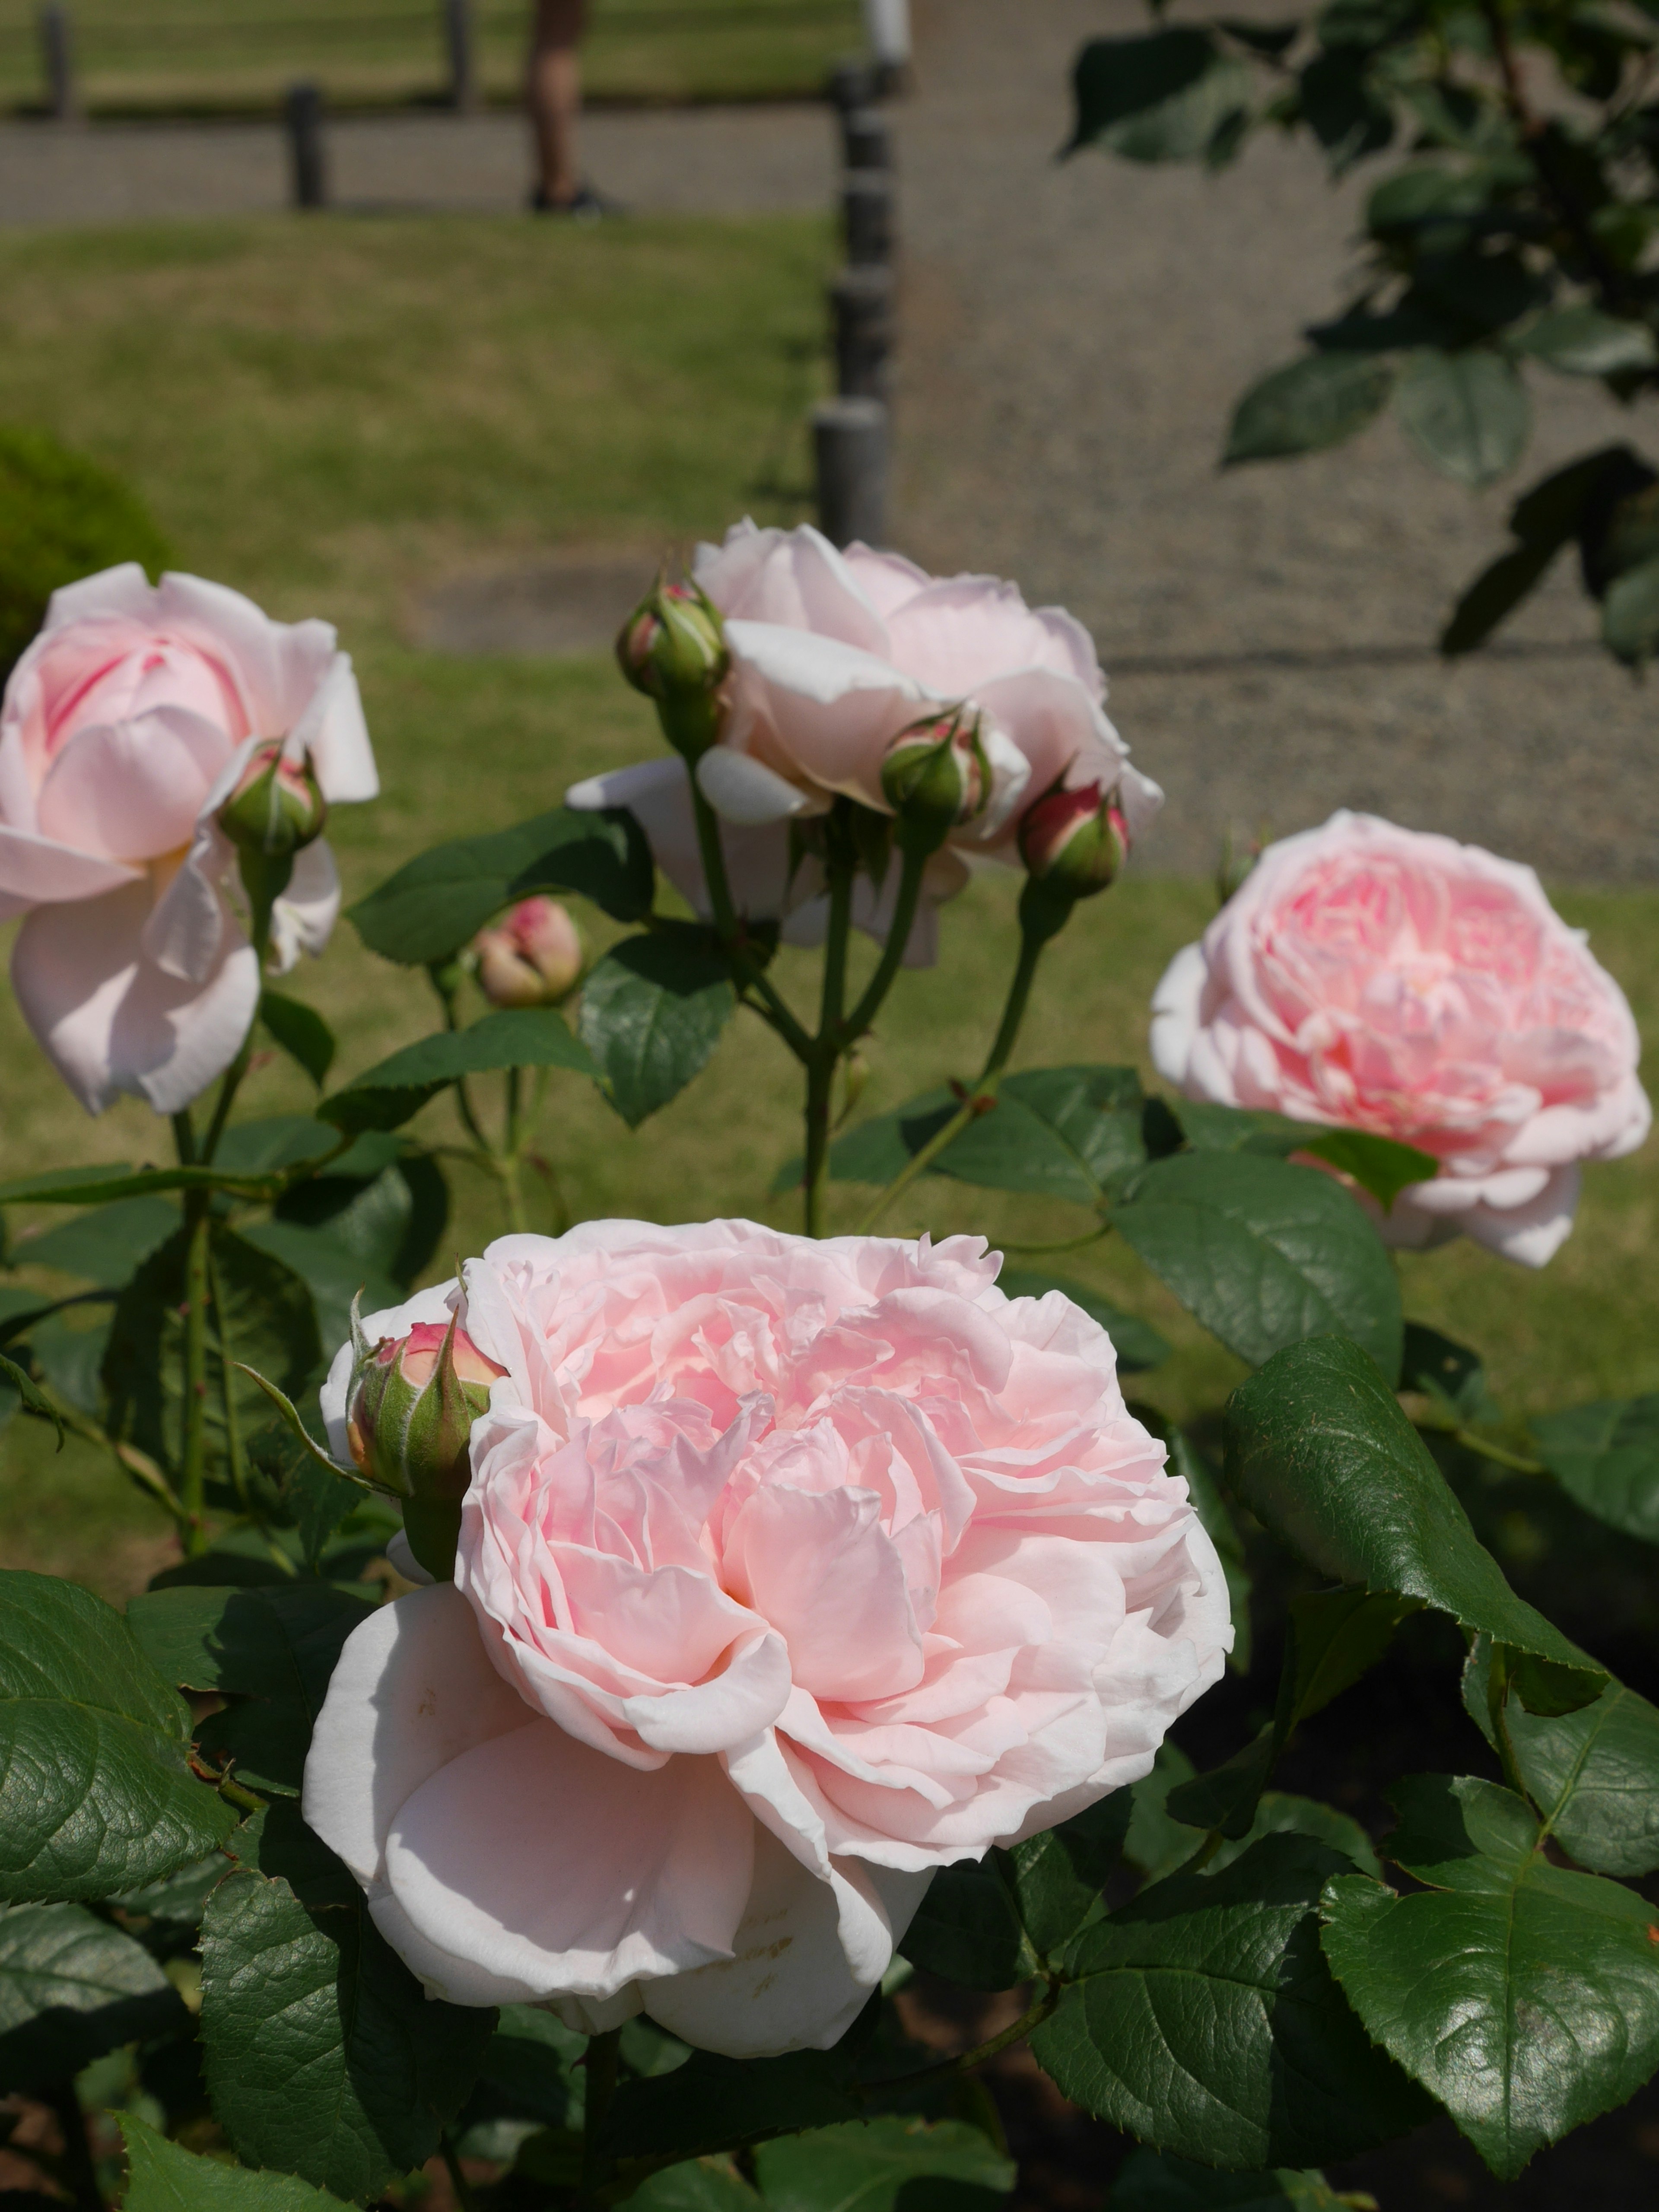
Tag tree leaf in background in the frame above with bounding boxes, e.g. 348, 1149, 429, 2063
259, 990, 336, 1089
1030, 1836, 1431, 2168
0, 1901, 188, 2090
1600, 550, 1659, 666
348, 804, 655, 963
202, 1800, 495, 2200
1395, 349, 1529, 486
121, 2111, 356, 2209
1514, 307, 1658, 377
1000, 1272, 1171, 1374
1298, 50, 1395, 170
579, 925, 737, 1128
1114, 1153, 1402, 1379
0, 1570, 234, 1903
1226, 1337, 1605, 1715
0, 1346, 67, 1439
1224, 353, 1395, 465
1320, 1775, 1659, 2177
754, 2117, 1015, 2212
1106, 2148, 1357, 2209
1462, 1635, 1659, 1877
1532, 1394, 1659, 1542
1067, 30, 1218, 151
127, 1583, 374, 1799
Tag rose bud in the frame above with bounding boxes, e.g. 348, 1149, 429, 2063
616, 578, 730, 760
346, 1312, 506, 1578
472, 897, 585, 1008
880, 706, 991, 851
1017, 778, 1129, 899
219, 740, 327, 860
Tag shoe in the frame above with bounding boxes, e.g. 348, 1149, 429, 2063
528, 183, 625, 220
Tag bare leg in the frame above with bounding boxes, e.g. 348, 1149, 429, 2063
528, 0, 587, 209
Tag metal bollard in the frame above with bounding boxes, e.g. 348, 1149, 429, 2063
828, 56, 879, 113
840, 104, 891, 173
442, 0, 477, 113
284, 81, 327, 210
830, 265, 893, 402
842, 169, 894, 267
38, 3, 78, 122
814, 397, 887, 550
863, 0, 912, 73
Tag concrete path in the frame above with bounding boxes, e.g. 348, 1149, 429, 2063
893, 0, 1655, 882
0, 102, 836, 225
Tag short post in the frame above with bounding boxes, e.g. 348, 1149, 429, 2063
842, 168, 894, 267
284, 80, 327, 210
814, 397, 887, 549
828, 56, 878, 113
442, 0, 477, 113
862, 0, 911, 92
38, 3, 78, 123
840, 105, 891, 173
830, 265, 893, 401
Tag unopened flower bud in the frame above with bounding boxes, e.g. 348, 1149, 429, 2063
346, 1312, 506, 1576
472, 897, 585, 1008
1017, 780, 1129, 901
219, 741, 326, 861
617, 581, 730, 761
880, 707, 990, 851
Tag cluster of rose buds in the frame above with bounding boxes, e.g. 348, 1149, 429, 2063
470, 896, 585, 1008
616, 578, 729, 760
345, 1309, 506, 1576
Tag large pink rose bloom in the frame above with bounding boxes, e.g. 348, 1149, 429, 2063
0, 565, 376, 1113
569, 522, 1160, 966
1151, 811, 1650, 1267
305, 1220, 1229, 2057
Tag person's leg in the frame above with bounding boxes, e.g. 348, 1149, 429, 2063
527, 0, 587, 209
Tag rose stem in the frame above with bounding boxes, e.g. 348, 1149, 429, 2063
804, 814, 857, 1236
439, 2130, 481, 2212
580, 2025, 623, 2209
837, 839, 928, 1046
689, 778, 813, 1058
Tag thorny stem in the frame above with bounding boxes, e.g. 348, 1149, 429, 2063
178, 1163, 213, 1560
689, 779, 814, 1058
804, 846, 857, 1236
581, 2026, 623, 2209
839, 839, 929, 1046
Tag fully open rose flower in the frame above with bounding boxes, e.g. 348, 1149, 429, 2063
305, 1220, 1229, 2057
1151, 811, 1651, 1266
569, 522, 1160, 966
0, 565, 376, 1112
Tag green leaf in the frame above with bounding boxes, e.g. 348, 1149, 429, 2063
13, 1195, 179, 1284
103, 1224, 321, 1484
998, 1272, 1170, 1374
626, 2159, 760, 2212
1530, 1394, 1659, 1543
1298, 50, 1394, 170
753, 2117, 1015, 2212
0, 1901, 187, 2089
1440, 537, 1564, 655
1205, 1794, 1382, 1883
1293, 1129, 1437, 1211
1224, 354, 1395, 465
1224, 1335, 1605, 1714
201, 1800, 495, 2201
127, 1583, 374, 1798
1601, 550, 1659, 666
0, 1348, 66, 1441
260, 991, 336, 1089
1005, 1790, 1135, 1961
1124, 1742, 1200, 1881
474, 2003, 586, 2129
1107, 2148, 1355, 2210
319, 1006, 600, 1136
1462, 1637, 1659, 1877
1320, 1774, 1659, 2178
1029, 1835, 1430, 2168
828, 1068, 1147, 1205
1137, 1416, 1249, 1669
213, 1116, 345, 1176
578, 924, 737, 1128
348, 804, 654, 964
1395, 349, 1529, 486
0, 1163, 285, 1206
120, 2113, 356, 2209
275, 1150, 448, 1291
899, 1856, 1037, 1991
238, 1218, 402, 1361
599, 2045, 860, 2163
1068, 30, 1218, 150
1399, 1322, 1491, 1419
1113, 1152, 1403, 1379
1156, 1101, 1312, 1155
1514, 307, 1658, 377
0, 1569, 234, 1903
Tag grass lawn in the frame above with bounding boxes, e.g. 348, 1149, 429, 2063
0, 0, 862, 115
0, 212, 1653, 1599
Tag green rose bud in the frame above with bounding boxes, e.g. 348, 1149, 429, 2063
345, 1309, 506, 1579
616, 579, 730, 761
219, 741, 327, 861
879, 706, 991, 852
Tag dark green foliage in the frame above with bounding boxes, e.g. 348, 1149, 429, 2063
578, 923, 739, 1127
319, 1005, 600, 1136
121, 2113, 356, 2208
0, 426, 170, 680
1532, 1394, 1659, 1545
0, 1901, 188, 2088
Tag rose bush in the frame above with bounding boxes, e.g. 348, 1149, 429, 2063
304, 1218, 1230, 2056
570, 521, 1161, 965
1150, 810, 1652, 1265
0, 563, 375, 1112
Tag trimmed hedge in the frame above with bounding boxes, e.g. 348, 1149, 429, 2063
0, 427, 171, 680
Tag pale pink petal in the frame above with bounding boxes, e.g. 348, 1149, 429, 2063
723, 622, 934, 805
693, 521, 891, 655
566, 757, 816, 928
286, 652, 378, 801
0, 827, 139, 908
34, 709, 227, 862
140, 841, 229, 984
695, 747, 812, 825
722, 1483, 925, 1702
883, 577, 1103, 698
1150, 942, 1207, 1088
267, 839, 341, 971
839, 543, 934, 618
40, 563, 159, 631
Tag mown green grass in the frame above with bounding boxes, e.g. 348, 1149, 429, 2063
0, 213, 1652, 1597
0, 0, 862, 114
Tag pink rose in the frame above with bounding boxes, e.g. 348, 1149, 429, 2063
568, 522, 1160, 965
0, 565, 376, 1113
305, 1220, 1230, 2057
472, 896, 585, 1008
1151, 811, 1651, 1266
